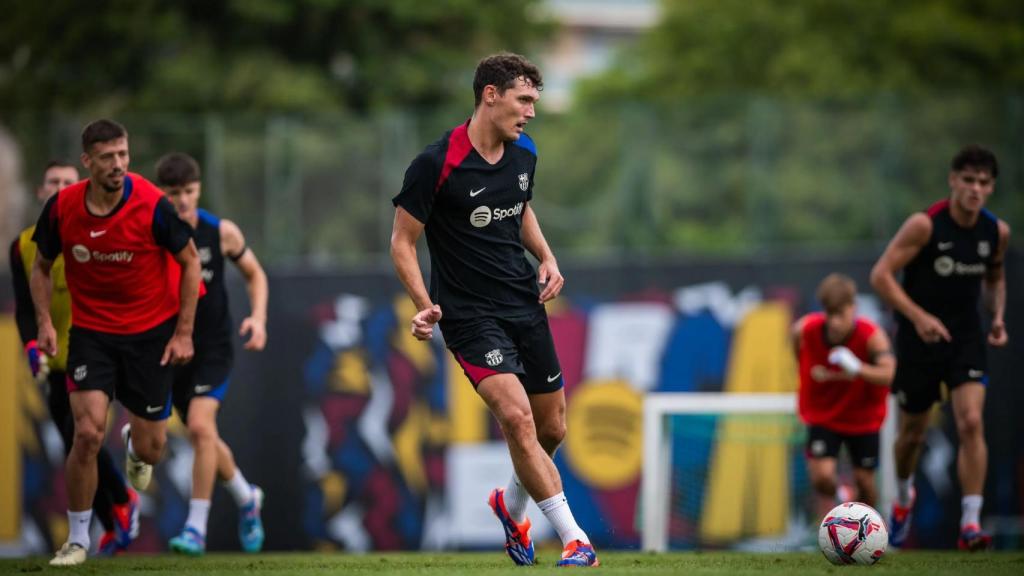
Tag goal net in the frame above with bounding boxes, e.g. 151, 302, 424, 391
641, 392, 895, 552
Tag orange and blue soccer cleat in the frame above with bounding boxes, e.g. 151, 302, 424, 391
889, 488, 915, 548
556, 539, 600, 567
97, 531, 119, 556
958, 524, 992, 552
112, 486, 140, 549
487, 488, 534, 566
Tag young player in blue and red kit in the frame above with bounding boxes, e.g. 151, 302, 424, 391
390, 53, 597, 567
793, 273, 895, 520
30, 119, 203, 566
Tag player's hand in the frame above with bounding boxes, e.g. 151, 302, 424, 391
828, 346, 862, 376
988, 317, 1008, 347
36, 322, 58, 357
24, 340, 51, 383
411, 305, 442, 341
240, 316, 267, 351
537, 259, 564, 303
913, 313, 952, 344
161, 332, 194, 366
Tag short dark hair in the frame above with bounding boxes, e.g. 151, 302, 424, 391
81, 119, 127, 152
155, 152, 201, 187
42, 159, 76, 175
816, 273, 857, 315
473, 52, 543, 106
951, 144, 998, 178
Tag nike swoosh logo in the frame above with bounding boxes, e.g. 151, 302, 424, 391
90, 230, 107, 238
195, 385, 212, 393
938, 241, 953, 250
469, 187, 486, 197
547, 372, 562, 383
145, 404, 164, 414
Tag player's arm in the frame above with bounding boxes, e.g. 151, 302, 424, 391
790, 315, 807, 359
859, 329, 896, 387
221, 218, 268, 351
11, 239, 49, 380
983, 219, 1011, 346
869, 213, 951, 343
153, 197, 199, 365
521, 202, 563, 303
390, 206, 440, 340
29, 195, 60, 356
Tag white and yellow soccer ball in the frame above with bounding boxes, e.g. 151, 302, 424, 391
818, 501, 888, 565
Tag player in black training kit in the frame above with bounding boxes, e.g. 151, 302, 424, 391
156, 153, 268, 556
390, 53, 597, 568
871, 145, 1010, 551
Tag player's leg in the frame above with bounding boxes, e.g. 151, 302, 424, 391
215, 437, 264, 552
95, 446, 138, 555
848, 430, 881, 508
53, 389, 109, 565
888, 359, 938, 547
951, 381, 991, 550
169, 396, 218, 555
805, 426, 841, 517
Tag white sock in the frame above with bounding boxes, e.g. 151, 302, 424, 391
67, 510, 92, 548
223, 469, 253, 507
537, 492, 588, 546
505, 474, 529, 523
896, 477, 914, 507
961, 494, 983, 529
186, 499, 211, 537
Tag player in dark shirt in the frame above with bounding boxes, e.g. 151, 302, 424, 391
31, 119, 202, 566
871, 145, 1010, 551
9, 161, 139, 556
390, 53, 597, 568
156, 152, 268, 556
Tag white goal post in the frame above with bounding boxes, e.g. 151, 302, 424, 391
641, 392, 896, 552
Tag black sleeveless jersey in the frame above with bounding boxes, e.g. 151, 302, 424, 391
194, 209, 232, 344
897, 199, 1000, 340
392, 121, 542, 320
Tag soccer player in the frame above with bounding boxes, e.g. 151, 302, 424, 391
870, 145, 1010, 551
10, 161, 140, 556
793, 273, 895, 519
155, 152, 267, 555
390, 53, 597, 567
30, 119, 202, 566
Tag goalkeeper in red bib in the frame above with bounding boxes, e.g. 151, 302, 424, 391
793, 273, 895, 519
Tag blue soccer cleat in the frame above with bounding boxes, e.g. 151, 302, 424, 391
169, 526, 206, 556
958, 524, 992, 552
112, 486, 140, 549
488, 488, 534, 566
97, 531, 119, 556
556, 539, 600, 567
239, 485, 265, 553
889, 489, 915, 548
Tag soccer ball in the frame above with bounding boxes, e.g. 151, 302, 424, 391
818, 502, 888, 565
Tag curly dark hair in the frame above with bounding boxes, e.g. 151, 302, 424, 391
155, 152, 201, 187
473, 52, 543, 106
951, 144, 998, 178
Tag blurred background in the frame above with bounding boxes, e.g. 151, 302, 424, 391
1, 0, 1023, 556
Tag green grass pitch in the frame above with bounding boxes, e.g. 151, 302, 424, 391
3, 551, 1023, 575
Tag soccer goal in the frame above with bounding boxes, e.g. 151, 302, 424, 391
641, 392, 896, 552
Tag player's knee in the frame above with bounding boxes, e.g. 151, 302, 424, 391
133, 431, 166, 464
187, 417, 218, 446
899, 427, 927, 447
537, 421, 566, 453
811, 475, 836, 496
72, 426, 104, 457
499, 410, 537, 447
956, 412, 984, 439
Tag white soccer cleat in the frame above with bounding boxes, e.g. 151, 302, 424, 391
121, 424, 153, 491
49, 542, 87, 566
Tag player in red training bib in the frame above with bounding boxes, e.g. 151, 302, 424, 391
793, 273, 895, 520
30, 119, 202, 566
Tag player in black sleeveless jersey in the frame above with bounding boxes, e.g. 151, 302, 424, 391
871, 145, 1010, 551
390, 53, 597, 567
156, 153, 268, 556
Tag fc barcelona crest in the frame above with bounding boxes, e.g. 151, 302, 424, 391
978, 241, 990, 258
518, 172, 529, 191
485, 348, 503, 367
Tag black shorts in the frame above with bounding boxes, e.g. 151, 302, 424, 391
172, 337, 233, 423
805, 425, 880, 470
440, 309, 563, 395
894, 329, 988, 414
66, 317, 177, 421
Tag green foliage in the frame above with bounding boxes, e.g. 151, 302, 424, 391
0, 0, 552, 113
